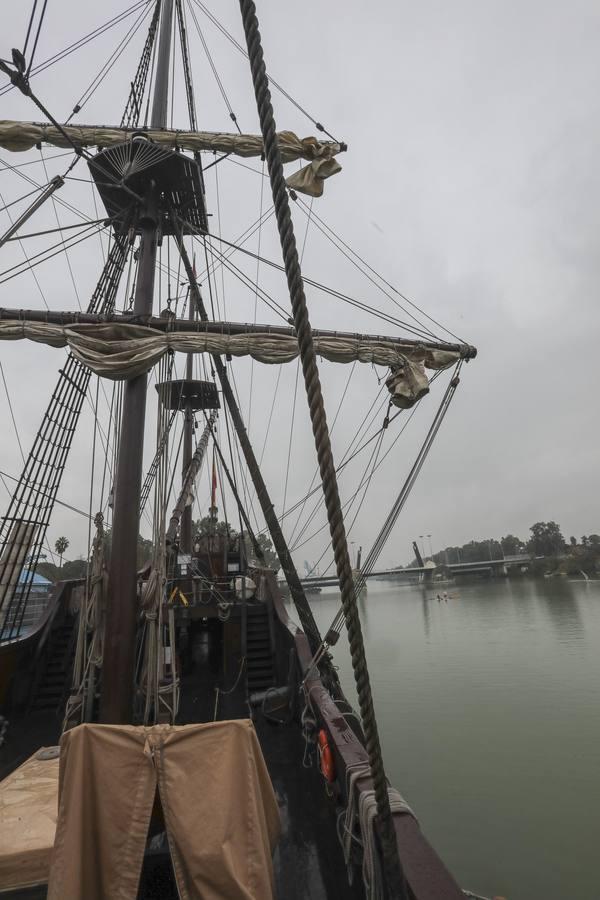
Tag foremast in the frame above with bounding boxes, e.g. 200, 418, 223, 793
99, 0, 175, 724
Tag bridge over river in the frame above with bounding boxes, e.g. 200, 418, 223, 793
299, 554, 533, 589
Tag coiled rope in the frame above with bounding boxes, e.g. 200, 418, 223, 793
238, 0, 405, 893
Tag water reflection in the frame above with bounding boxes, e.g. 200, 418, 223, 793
535, 578, 584, 640
312, 578, 600, 900
358, 583, 369, 636
420, 587, 431, 639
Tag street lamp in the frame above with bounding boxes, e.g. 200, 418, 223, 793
426, 534, 433, 559
419, 535, 425, 558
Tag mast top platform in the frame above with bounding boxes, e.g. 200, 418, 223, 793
88, 137, 207, 236
156, 379, 220, 411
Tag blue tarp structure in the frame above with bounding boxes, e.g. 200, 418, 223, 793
18, 569, 52, 587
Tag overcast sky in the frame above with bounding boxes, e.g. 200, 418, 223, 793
0, 0, 599, 572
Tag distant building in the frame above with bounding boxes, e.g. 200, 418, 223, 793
15, 569, 53, 634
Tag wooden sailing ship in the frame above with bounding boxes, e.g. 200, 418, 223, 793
0, 2, 478, 898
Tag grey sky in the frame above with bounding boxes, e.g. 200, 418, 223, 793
0, 0, 598, 571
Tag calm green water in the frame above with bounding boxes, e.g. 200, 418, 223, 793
310, 578, 600, 900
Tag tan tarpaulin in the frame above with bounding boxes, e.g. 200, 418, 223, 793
48, 720, 280, 900
0, 748, 59, 891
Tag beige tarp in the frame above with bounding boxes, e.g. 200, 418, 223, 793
0, 120, 345, 197
0, 747, 59, 891
48, 720, 280, 900
0, 319, 460, 382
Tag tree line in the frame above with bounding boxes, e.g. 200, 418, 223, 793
409, 522, 600, 575
37, 517, 279, 583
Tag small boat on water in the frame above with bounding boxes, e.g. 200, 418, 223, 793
0, 2, 479, 897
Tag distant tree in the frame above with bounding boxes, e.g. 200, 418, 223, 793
569, 536, 577, 548
588, 534, 600, 548
527, 522, 565, 557
191, 517, 278, 571
37, 561, 59, 582
581, 535, 588, 547
54, 536, 69, 572
245, 532, 279, 571
137, 535, 153, 567
488, 538, 503, 558
193, 516, 232, 537
61, 558, 88, 580
501, 535, 523, 556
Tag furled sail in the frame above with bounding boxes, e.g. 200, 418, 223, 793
0, 319, 461, 407
0, 120, 346, 197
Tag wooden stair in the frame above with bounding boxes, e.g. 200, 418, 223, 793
245, 604, 275, 693
30, 618, 76, 712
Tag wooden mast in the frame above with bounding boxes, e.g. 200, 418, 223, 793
180, 288, 195, 556
99, 0, 174, 724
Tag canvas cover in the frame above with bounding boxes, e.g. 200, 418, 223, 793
0, 747, 59, 891
0, 120, 344, 196
48, 720, 280, 900
0, 120, 343, 162
0, 319, 461, 381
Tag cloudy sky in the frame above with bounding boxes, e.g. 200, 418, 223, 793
0, 0, 598, 572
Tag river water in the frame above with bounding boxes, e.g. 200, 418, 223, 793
310, 577, 600, 900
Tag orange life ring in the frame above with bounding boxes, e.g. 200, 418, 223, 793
318, 728, 336, 782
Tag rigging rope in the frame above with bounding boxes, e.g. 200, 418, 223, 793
22, 0, 40, 58
282, 202, 311, 516
176, 233, 325, 656
0, 233, 129, 642
288, 362, 357, 548
191, 0, 341, 142
293, 195, 465, 344
238, 2, 404, 891
121, 0, 162, 128
299, 417, 387, 577
175, 0, 198, 131
0, 361, 26, 464
200, 229, 450, 341
247, 159, 265, 430
0, 2, 151, 98
321, 363, 463, 643
66, 2, 153, 121
39, 149, 82, 310
0, 220, 112, 285
0, 186, 50, 308
184, 0, 241, 132
25, 0, 48, 77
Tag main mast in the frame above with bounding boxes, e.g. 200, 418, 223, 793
99, 0, 174, 724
